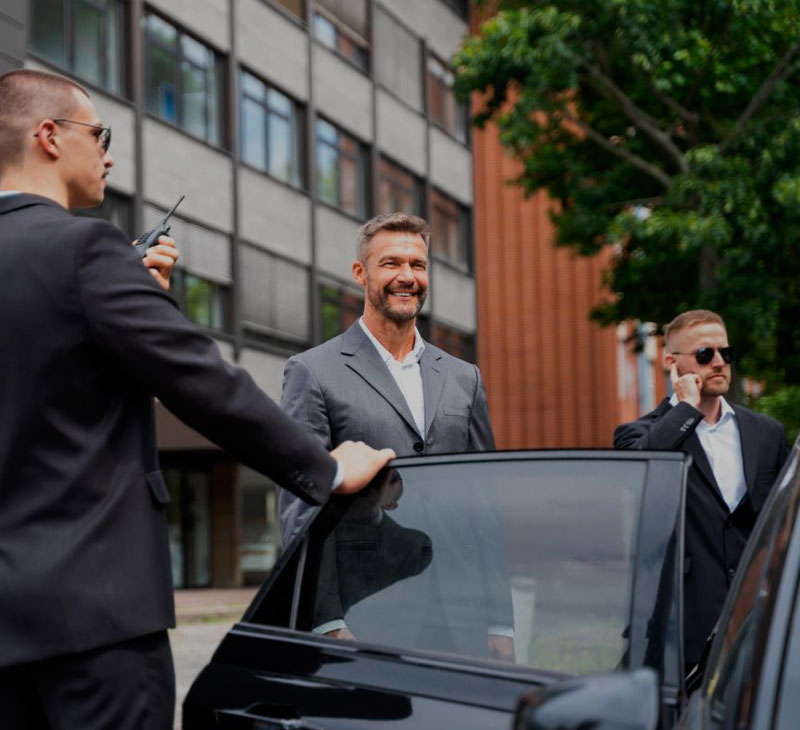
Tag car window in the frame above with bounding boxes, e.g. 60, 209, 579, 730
703, 451, 800, 730
288, 457, 654, 675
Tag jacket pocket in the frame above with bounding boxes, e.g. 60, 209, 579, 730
442, 406, 470, 418
146, 470, 171, 505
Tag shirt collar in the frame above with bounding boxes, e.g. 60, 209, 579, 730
669, 393, 735, 421
0, 191, 21, 198
359, 317, 424, 364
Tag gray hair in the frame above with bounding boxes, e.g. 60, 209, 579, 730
356, 212, 430, 262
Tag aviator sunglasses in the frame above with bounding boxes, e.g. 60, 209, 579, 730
671, 346, 735, 365
33, 119, 112, 152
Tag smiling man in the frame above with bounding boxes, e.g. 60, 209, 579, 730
278, 213, 515, 661
614, 310, 789, 674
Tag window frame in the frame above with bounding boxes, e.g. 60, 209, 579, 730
426, 53, 469, 145
430, 188, 473, 273
143, 10, 224, 146
28, 0, 128, 97
320, 283, 364, 342
315, 116, 369, 219
378, 156, 423, 217
243, 450, 689, 700
239, 67, 305, 189
312, 6, 369, 73
170, 268, 232, 334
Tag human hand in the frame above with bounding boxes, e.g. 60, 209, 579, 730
488, 635, 515, 662
326, 627, 356, 641
136, 235, 179, 291
670, 363, 702, 409
330, 441, 396, 495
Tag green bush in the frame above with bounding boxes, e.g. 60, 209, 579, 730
752, 386, 800, 445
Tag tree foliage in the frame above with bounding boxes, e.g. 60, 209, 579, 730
455, 0, 800, 385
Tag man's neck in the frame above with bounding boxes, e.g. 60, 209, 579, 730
698, 395, 723, 424
0, 171, 69, 209
361, 311, 416, 361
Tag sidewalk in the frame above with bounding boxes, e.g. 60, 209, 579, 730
174, 587, 258, 623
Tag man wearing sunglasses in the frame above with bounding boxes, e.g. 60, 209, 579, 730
0, 69, 394, 730
614, 309, 788, 676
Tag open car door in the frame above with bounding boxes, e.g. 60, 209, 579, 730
184, 450, 690, 730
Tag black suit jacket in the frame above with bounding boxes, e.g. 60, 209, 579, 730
0, 194, 337, 668
614, 398, 788, 664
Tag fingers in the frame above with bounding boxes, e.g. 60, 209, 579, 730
331, 441, 396, 495
142, 236, 180, 292
670, 363, 679, 388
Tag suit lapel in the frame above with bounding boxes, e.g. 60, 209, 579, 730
683, 432, 722, 497
733, 405, 760, 504
419, 345, 446, 438
341, 323, 421, 436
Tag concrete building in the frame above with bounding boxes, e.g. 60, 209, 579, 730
4, 0, 476, 587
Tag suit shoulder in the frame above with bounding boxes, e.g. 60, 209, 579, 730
425, 343, 478, 376
735, 403, 786, 433
287, 333, 347, 369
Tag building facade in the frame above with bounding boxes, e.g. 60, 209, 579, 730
4, 0, 477, 587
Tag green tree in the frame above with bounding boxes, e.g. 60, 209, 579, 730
455, 0, 800, 386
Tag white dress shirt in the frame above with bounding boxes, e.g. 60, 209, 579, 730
359, 317, 426, 437
671, 394, 747, 512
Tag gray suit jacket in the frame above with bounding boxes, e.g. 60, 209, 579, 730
279, 322, 495, 542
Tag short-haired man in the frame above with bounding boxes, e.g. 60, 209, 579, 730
614, 310, 788, 671
0, 69, 393, 729
278, 213, 514, 661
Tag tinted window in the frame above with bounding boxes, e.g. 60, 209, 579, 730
289, 458, 649, 675
704, 453, 800, 729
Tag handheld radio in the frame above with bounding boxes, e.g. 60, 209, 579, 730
134, 195, 185, 258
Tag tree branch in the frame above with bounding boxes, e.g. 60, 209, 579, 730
559, 111, 673, 189
581, 61, 690, 174
721, 41, 800, 152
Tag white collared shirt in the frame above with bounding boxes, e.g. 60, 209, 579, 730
359, 317, 426, 437
0, 191, 20, 197
671, 394, 747, 512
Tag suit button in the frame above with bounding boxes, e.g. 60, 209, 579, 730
413, 442, 424, 452
724, 518, 732, 529
728, 568, 736, 578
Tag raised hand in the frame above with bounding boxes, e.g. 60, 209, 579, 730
670, 362, 702, 408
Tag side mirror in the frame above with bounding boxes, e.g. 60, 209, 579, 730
514, 668, 661, 730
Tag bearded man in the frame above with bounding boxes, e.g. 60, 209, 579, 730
615, 309, 789, 673
278, 213, 514, 661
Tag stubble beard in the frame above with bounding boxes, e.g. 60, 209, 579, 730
367, 276, 427, 323
701, 372, 730, 397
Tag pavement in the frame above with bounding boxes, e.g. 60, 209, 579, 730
170, 588, 258, 729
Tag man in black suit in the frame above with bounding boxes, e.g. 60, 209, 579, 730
614, 309, 788, 671
0, 69, 394, 730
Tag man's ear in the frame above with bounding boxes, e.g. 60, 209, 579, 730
664, 352, 676, 371
352, 259, 365, 286
34, 120, 61, 159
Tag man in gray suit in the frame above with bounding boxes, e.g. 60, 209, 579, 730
279, 212, 513, 661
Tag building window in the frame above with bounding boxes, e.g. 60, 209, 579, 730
272, 0, 304, 21
378, 157, 423, 216
316, 118, 368, 218
313, 0, 368, 71
321, 284, 363, 341
240, 70, 303, 188
144, 13, 222, 145
29, 0, 126, 95
431, 189, 471, 271
431, 323, 475, 362
427, 55, 468, 143
241, 245, 310, 346
73, 189, 133, 238
171, 270, 230, 331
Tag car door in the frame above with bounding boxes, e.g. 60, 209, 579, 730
183, 450, 689, 730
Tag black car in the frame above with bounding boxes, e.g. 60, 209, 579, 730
184, 449, 694, 729
516, 441, 800, 730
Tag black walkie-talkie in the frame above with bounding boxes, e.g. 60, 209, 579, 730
134, 195, 185, 258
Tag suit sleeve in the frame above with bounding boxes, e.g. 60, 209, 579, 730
468, 366, 496, 451
614, 401, 703, 451
74, 219, 337, 504
278, 357, 334, 544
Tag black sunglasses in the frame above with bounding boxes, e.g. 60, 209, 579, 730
671, 346, 735, 365
34, 119, 112, 152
